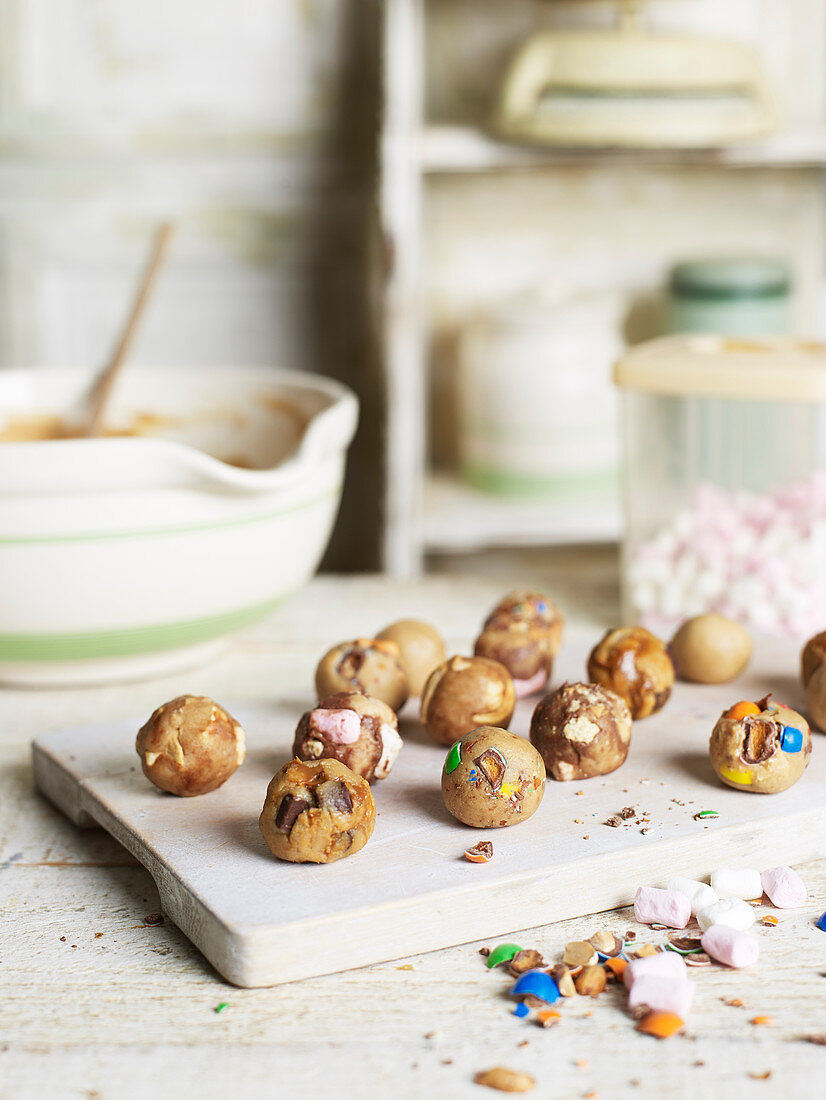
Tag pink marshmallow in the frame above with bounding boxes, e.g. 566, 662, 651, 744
513, 668, 548, 698
627, 976, 695, 1020
761, 866, 807, 908
309, 708, 362, 745
700, 925, 760, 968
623, 951, 687, 990
634, 886, 691, 929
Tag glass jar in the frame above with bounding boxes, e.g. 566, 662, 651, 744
666, 258, 791, 336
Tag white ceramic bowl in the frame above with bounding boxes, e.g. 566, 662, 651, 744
0, 365, 357, 685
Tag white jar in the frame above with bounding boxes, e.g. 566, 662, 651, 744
457, 290, 623, 496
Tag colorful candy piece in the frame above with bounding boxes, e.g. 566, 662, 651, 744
780, 725, 804, 753
604, 957, 628, 980
536, 1009, 561, 1028
636, 1012, 684, 1039
486, 943, 523, 969
725, 701, 761, 720
666, 876, 718, 916
710, 868, 762, 901
816, 911, 826, 932
697, 898, 756, 932
700, 925, 760, 968
445, 741, 463, 774
760, 866, 807, 908
627, 976, 695, 1020
634, 886, 691, 929
513, 1001, 529, 1018
718, 765, 752, 786
623, 951, 687, 990
510, 970, 560, 1005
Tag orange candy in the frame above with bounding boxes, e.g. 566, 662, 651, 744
536, 1010, 562, 1028
604, 957, 628, 979
725, 701, 761, 721
637, 1012, 685, 1039
751, 1015, 775, 1027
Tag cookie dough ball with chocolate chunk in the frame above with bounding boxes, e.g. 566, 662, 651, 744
801, 630, 826, 687
420, 655, 516, 747
709, 697, 812, 794
315, 637, 408, 711
669, 613, 751, 684
441, 726, 545, 828
136, 695, 245, 797
292, 691, 402, 783
375, 619, 446, 697
474, 590, 564, 697
530, 682, 632, 781
259, 758, 376, 863
587, 626, 674, 720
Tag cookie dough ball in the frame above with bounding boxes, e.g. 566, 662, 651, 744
801, 630, 826, 687
136, 695, 245, 797
441, 726, 545, 828
587, 626, 674, 720
375, 619, 446, 697
530, 682, 632, 781
804, 664, 826, 732
292, 691, 402, 783
259, 758, 375, 863
420, 655, 516, 747
670, 614, 751, 684
709, 697, 812, 794
315, 637, 408, 711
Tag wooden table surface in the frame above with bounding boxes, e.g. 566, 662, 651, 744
3, 568, 825, 1099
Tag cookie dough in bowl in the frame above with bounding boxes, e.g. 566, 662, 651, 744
136, 695, 246, 796
375, 619, 446, 697
420, 655, 516, 746
709, 697, 812, 794
474, 589, 564, 698
259, 758, 375, 863
530, 682, 632, 781
587, 626, 674, 720
315, 638, 408, 711
292, 691, 402, 783
441, 726, 545, 828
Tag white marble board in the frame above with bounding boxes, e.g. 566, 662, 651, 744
32, 630, 826, 988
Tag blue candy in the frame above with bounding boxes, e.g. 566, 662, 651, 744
510, 970, 560, 1004
817, 910, 826, 932
780, 725, 804, 753
513, 1002, 529, 1018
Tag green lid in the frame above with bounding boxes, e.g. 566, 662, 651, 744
670, 259, 791, 302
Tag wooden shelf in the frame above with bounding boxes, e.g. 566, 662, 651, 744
423, 473, 623, 554
421, 123, 826, 174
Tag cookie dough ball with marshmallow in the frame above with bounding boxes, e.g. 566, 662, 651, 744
474, 589, 564, 698
529, 682, 632, 781
587, 626, 674, 719
315, 637, 408, 711
292, 691, 402, 783
375, 619, 446, 697
420, 655, 515, 747
709, 697, 812, 794
441, 726, 545, 828
136, 695, 246, 797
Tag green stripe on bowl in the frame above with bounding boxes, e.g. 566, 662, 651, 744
0, 596, 289, 661
462, 465, 618, 497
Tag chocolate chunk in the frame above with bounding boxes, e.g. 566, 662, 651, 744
473, 747, 507, 792
275, 794, 312, 832
741, 718, 778, 764
316, 779, 354, 814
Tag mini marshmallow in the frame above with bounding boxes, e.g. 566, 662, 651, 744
627, 976, 695, 1020
697, 898, 756, 932
634, 886, 691, 929
513, 669, 548, 699
760, 866, 807, 908
309, 708, 362, 745
710, 868, 762, 901
700, 925, 760, 968
666, 876, 718, 916
623, 951, 687, 990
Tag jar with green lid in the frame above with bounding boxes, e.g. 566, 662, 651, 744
666, 258, 791, 335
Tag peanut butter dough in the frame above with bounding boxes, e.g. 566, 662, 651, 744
530, 682, 632, 781
259, 758, 375, 863
420, 655, 515, 747
315, 638, 408, 711
375, 619, 446, 697
441, 726, 545, 828
292, 691, 402, 783
669, 613, 751, 684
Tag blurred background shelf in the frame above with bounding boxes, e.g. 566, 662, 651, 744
423, 474, 623, 553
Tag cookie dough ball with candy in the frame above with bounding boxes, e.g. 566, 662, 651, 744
315, 637, 408, 711
709, 697, 812, 794
292, 691, 402, 783
441, 726, 545, 828
474, 589, 564, 698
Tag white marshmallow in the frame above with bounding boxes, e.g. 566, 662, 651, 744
697, 898, 756, 933
666, 877, 718, 917
710, 868, 762, 901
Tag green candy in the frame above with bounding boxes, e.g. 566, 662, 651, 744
486, 943, 524, 969
445, 741, 463, 774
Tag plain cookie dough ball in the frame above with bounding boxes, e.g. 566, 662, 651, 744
420, 655, 516, 747
375, 619, 446, 697
315, 637, 408, 711
670, 614, 752, 684
587, 626, 674, 720
441, 726, 545, 828
804, 664, 826, 732
136, 695, 246, 797
259, 757, 376, 863
292, 691, 402, 783
709, 697, 812, 794
530, 682, 632, 781
801, 630, 826, 687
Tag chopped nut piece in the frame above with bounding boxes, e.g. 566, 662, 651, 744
508, 949, 545, 976
588, 930, 623, 956
549, 965, 577, 997
521, 994, 546, 1009
574, 965, 607, 997
723, 998, 745, 1008
563, 941, 598, 967
619, 806, 635, 819
474, 1066, 536, 1093
747, 1071, 772, 1081
804, 1034, 826, 1045
465, 841, 494, 864
629, 943, 658, 958
604, 816, 622, 828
